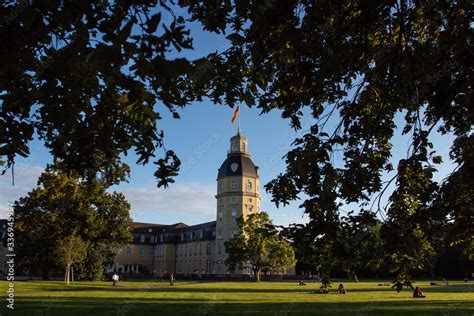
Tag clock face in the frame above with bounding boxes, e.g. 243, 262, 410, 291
230, 163, 239, 172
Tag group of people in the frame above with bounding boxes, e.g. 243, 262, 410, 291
111, 272, 427, 298
300, 279, 427, 298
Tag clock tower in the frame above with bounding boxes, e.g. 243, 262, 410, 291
215, 131, 260, 274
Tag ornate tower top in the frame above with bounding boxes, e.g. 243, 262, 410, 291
229, 131, 250, 156
218, 132, 258, 180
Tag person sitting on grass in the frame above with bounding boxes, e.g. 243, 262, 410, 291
338, 284, 347, 294
298, 280, 306, 286
413, 287, 426, 298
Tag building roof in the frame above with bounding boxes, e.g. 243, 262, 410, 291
217, 154, 259, 179
133, 222, 166, 228
131, 221, 216, 244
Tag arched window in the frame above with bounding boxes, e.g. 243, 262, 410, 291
246, 180, 252, 190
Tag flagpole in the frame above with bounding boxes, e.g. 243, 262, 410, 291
238, 104, 241, 134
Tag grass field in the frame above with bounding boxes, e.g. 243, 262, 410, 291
0, 279, 472, 315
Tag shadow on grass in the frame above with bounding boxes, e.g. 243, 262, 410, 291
19, 283, 472, 295
4, 296, 474, 316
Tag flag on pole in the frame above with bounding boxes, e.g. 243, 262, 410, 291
231, 105, 240, 124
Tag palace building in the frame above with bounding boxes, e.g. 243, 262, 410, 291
111, 131, 293, 276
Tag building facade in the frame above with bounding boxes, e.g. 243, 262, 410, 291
111, 132, 293, 276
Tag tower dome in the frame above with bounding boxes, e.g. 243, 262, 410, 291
217, 132, 259, 179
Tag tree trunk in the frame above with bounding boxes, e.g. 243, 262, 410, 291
254, 269, 260, 282
65, 264, 71, 285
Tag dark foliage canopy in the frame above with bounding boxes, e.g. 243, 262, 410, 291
1, 0, 472, 277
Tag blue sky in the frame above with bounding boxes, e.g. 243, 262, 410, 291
0, 11, 457, 226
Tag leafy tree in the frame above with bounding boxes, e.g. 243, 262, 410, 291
56, 232, 88, 285
267, 237, 296, 274
0, 0, 198, 187
431, 135, 474, 260
282, 210, 383, 281
225, 212, 295, 281
382, 156, 438, 289
183, 0, 472, 280
14, 164, 132, 279
334, 210, 384, 279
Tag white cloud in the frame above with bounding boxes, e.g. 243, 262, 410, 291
118, 183, 216, 223
0, 164, 44, 213
0, 164, 43, 187
0, 205, 10, 218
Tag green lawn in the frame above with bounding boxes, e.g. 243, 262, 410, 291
0, 279, 472, 315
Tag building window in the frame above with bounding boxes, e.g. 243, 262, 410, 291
231, 205, 237, 219
194, 244, 197, 256
160, 235, 164, 243
191, 232, 194, 239
231, 229, 237, 237
231, 180, 237, 189
218, 230, 222, 239
126, 247, 132, 256
248, 205, 254, 214
118, 248, 122, 255
231, 195, 237, 202
249, 197, 252, 203
218, 242, 222, 254
206, 243, 211, 255
184, 246, 187, 257
199, 244, 202, 256
200, 230, 204, 239
140, 235, 145, 243
246, 180, 252, 190
181, 233, 184, 241
149, 247, 154, 256
219, 182, 224, 191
